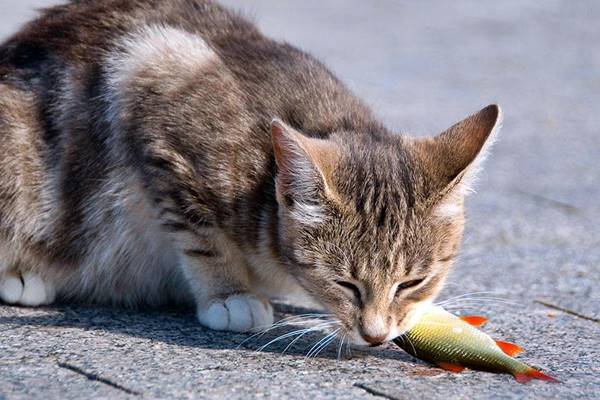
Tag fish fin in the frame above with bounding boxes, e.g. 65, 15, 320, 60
495, 340, 524, 357
437, 362, 465, 373
514, 373, 532, 384
459, 315, 488, 327
514, 368, 559, 384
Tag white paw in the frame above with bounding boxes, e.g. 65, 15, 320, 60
0, 273, 23, 304
197, 294, 274, 332
0, 272, 56, 306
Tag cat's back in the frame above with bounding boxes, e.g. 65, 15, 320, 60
0, 0, 259, 80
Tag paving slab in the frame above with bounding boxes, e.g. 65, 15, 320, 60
1, 0, 599, 399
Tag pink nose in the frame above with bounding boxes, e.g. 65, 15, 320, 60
362, 334, 386, 346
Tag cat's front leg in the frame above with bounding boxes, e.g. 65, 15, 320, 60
161, 214, 274, 332
181, 253, 274, 332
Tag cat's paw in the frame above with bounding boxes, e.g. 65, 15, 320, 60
197, 294, 274, 332
0, 271, 56, 306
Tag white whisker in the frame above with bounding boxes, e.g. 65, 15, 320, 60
304, 333, 331, 359
438, 291, 503, 302
281, 321, 340, 354
336, 335, 345, 362
255, 328, 311, 352
310, 331, 339, 359
255, 321, 339, 353
436, 298, 518, 308
399, 333, 418, 357
237, 313, 332, 349
305, 329, 339, 359
345, 340, 352, 359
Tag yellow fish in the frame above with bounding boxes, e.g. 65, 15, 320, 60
393, 305, 557, 383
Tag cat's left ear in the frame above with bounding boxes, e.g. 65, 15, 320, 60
271, 119, 340, 209
417, 104, 502, 197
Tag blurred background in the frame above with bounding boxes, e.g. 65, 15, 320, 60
1, 1, 598, 398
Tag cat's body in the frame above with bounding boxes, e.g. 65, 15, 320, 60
0, 0, 501, 344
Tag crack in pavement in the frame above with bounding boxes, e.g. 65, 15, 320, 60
57, 362, 141, 396
535, 300, 599, 324
354, 383, 402, 400
513, 189, 581, 214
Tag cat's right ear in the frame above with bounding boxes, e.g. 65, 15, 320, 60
271, 119, 339, 209
414, 105, 502, 219
416, 104, 502, 196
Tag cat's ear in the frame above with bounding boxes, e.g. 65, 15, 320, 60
417, 104, 502, 197
271, 119, 339, 211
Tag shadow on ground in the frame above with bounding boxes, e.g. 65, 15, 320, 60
0, 302, 413, 362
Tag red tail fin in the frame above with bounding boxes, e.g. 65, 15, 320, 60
459, 315, 488, 327
514, 368, 559, 384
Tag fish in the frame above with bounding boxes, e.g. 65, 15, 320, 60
393, 305, 557, 383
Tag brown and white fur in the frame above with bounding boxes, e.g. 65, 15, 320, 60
0, 0, 501, 345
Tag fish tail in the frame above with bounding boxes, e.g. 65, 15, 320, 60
513, 368, 558, 384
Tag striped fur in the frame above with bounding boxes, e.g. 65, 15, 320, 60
0, 0, 501, 340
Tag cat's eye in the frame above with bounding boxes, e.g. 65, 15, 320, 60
395, 278, 425, 296
336, 281, 362, 302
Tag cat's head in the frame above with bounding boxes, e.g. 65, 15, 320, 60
272, 105, 501, 346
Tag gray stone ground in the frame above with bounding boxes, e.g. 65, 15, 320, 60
1, 1, 599, 399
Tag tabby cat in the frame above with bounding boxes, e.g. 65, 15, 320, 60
0, 0, 501, 346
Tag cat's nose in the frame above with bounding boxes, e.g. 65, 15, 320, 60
360, 314, 389, 346
362, 334, 387, 346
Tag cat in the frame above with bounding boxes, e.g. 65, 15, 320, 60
0, 0, 501, 346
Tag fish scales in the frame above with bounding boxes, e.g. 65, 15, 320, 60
393, 305, 557, 383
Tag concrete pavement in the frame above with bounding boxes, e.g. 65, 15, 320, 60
1, 1, 599, 398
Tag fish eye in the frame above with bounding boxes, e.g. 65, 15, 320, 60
336, 280, 362, 302
395, 278, 425, 296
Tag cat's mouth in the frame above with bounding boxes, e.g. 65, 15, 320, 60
344, 303, 433, 346
347, 327, 402, 347
349, 328, 373, 346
